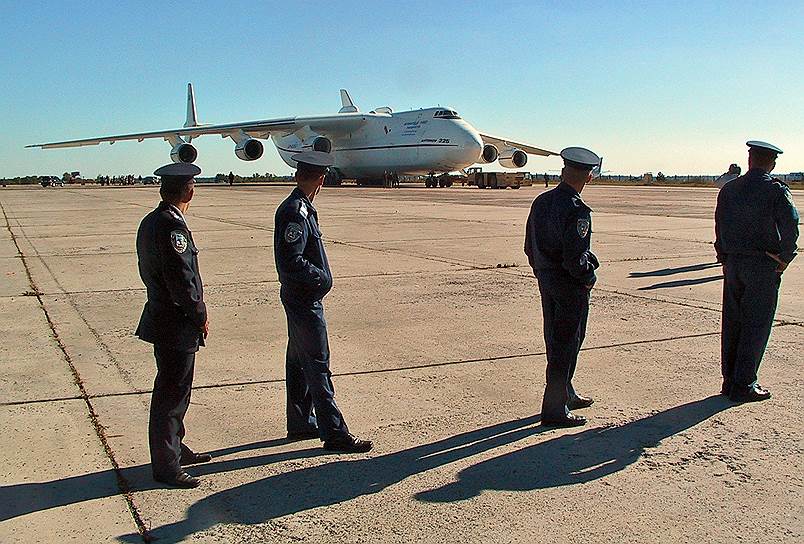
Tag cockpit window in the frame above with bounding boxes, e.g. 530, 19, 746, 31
434, 110, 461, 119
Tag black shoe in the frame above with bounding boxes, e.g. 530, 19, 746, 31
730, 385, 771, 403
720, 380, 732, 396
542, 413, 587, 427
180, 451, 212, 465
287, 429, 321, 441
567, 395, 594, 410
154, 471, 201, 488
323, 433, 373, 453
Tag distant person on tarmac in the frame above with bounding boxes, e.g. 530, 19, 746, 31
228, 171, 234, 186
715, 163, 741, 188
273, 151, 373, 453
525, 147, 601, 428
543, 172, 549, 188
715, 140, 798, 403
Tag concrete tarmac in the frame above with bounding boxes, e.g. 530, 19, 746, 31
1, 184, 802, 543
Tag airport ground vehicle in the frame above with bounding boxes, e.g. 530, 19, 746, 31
142, 176, 158, 185
424, 172, 466, 188
466, 167, 531, 189
40, 176, 63, 187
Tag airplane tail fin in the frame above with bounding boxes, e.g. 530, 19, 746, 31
338, 89, 359, 113
184, 83, 199, 128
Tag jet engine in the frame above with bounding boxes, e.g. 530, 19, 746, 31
235, 138, 264, 161
312, 136, 332, 153
498, 148, 527, 168
480, 144, 499, 163
170, 143, 198, 163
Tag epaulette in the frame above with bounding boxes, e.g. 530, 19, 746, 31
298, 200, 309, 219
772, 177, 789, 188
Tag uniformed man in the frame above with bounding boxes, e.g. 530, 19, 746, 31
274, 151, 373, 453
525, 147, 601, 427
135, 163, 211, 488
715, 141, 799, 402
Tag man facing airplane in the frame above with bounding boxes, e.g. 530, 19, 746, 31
525, 147, 601, 427
274, 151, 372, 452
715, 141, 799, 402
135, 163, 212, 488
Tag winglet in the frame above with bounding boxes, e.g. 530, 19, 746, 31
184, 83, 199, 128
338, 89, 359, 113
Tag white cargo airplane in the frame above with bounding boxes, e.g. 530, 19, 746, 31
27, 84, 557, 184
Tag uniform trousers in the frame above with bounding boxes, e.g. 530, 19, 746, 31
282, 297, 349, 441
537, 270, 590, 419
149, 344, 195, 478
721, 255, 780, 393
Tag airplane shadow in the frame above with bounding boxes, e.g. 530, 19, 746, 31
0, 438, 322, 524
123, 397, 731, 542
629, 262, 721, 278
416, 396, 731, 502
637, 275, 723, 290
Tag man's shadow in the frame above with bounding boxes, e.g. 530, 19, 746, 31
417, 395, 731, 502
0, 438, 322, 524
133, 396, 730, 542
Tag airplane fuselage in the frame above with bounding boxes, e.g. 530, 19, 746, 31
273, 107, 483, 179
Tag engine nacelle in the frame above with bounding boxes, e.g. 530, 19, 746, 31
235, 138, 264, 161
480, 144, 499, 163
170, 143, 198, 164
498, 148, 527, 168
312, 136, 332, 153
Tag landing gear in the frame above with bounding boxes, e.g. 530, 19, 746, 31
324, 168, 343, 186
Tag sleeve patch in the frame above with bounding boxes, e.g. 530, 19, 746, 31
170, 230, 188, 253
576, 218, 590, 238
284, 222, 304, 244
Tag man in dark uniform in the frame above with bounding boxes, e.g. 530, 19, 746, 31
136, 163, 211, 488
274, 151, 373, 453
715, 140, 799, 402
525, 147, 601, 427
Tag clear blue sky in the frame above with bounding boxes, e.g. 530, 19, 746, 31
2, 0, 802, 177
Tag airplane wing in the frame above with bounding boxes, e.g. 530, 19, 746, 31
479, 133, 558, 157
26, 113, 379, 149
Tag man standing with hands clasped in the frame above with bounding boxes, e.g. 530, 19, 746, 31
274, 151, 373, 453
525, 147, 601, 427
715, 140, 799, 402
136, 163, 211, 488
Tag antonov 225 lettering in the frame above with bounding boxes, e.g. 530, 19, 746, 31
27, 84, 557, 184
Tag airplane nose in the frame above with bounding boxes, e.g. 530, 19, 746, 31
462, 129, 483, 162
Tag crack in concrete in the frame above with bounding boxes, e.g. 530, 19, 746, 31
1, 200, 151, 543
8, 323, 800, 408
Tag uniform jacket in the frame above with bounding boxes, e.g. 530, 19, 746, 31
135, 201, 206, 352
524, 182, 599, 286
715, 168, 799, 264
274, 187, 333, 303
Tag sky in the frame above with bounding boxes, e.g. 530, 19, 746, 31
1, 0, 802, 177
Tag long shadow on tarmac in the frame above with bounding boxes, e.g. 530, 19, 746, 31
637, 275, 724, 290
416, 395, 731, 502
0, 438, 325, 523
629, 262, 721, 278
117, 396, 730, 542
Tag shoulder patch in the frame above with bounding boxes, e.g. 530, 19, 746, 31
170, 230, 189, 253
577, 218, 590, 238
284, 222, 304, 244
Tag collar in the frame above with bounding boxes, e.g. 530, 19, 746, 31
557, 181, 581, 198
292, 187, 317, 214
746, 167, 771, 179
160, 201, 187, 224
